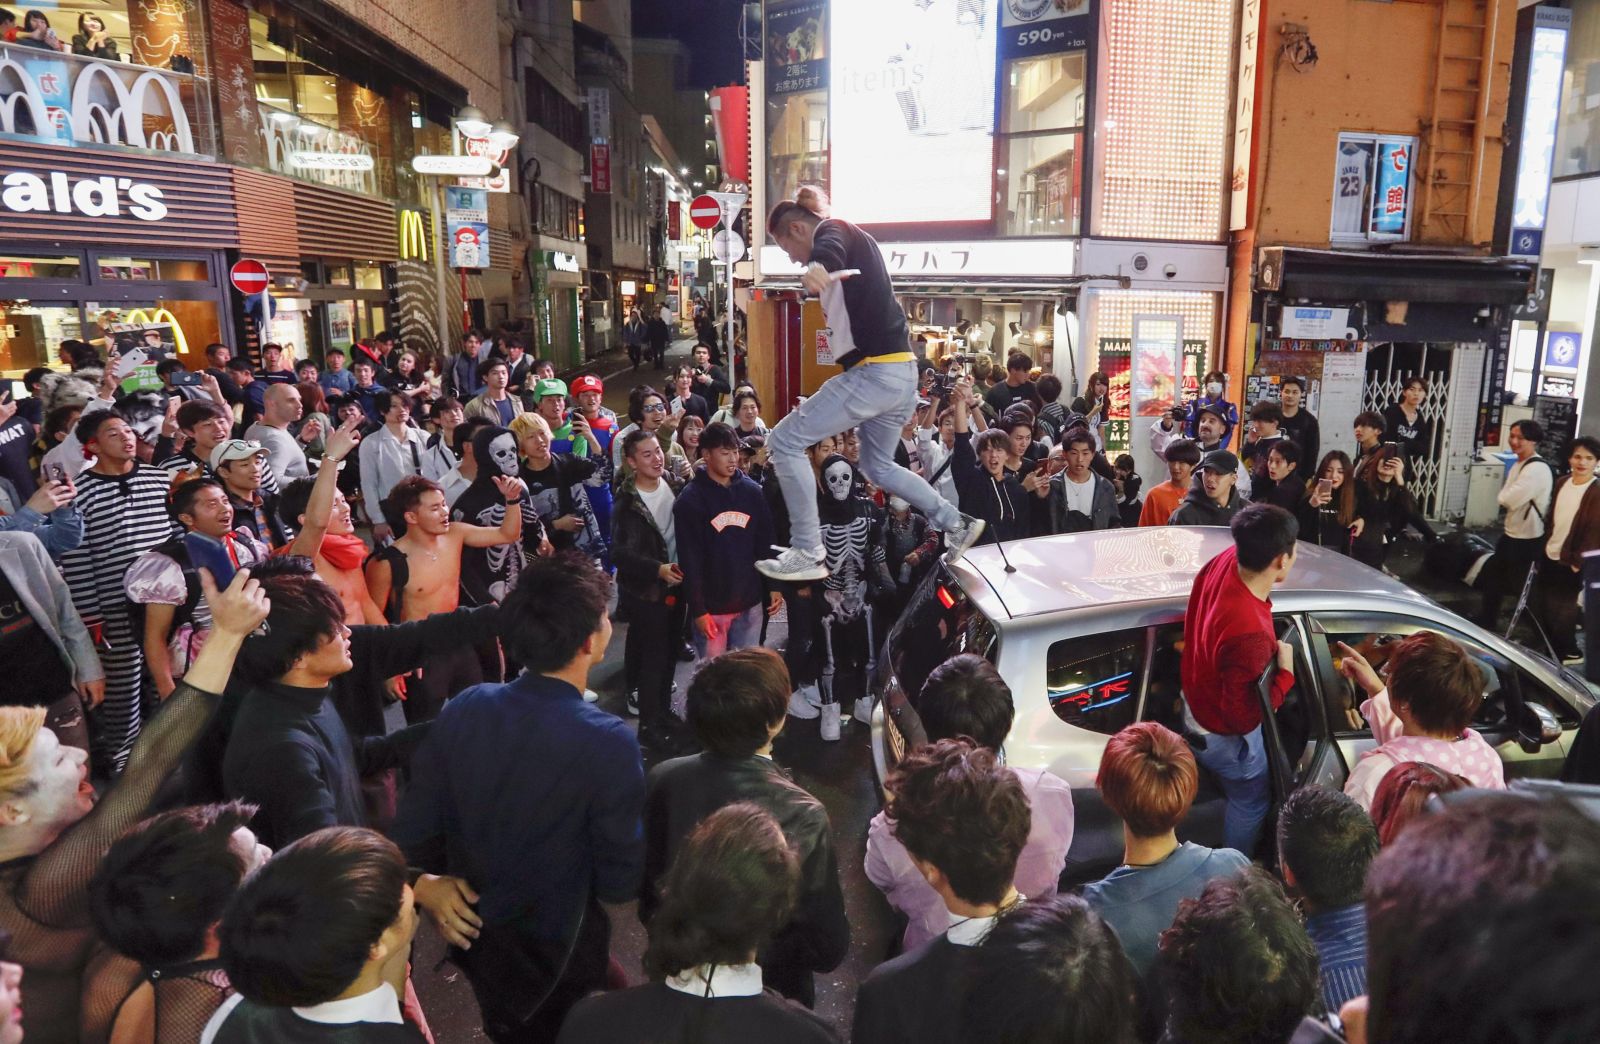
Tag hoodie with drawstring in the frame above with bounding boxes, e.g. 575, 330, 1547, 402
1168, 482, 1243, 526
951, 431, 1029, 544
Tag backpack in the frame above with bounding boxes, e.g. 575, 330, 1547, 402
126, 537, 205, 643
365, 542, 410, 624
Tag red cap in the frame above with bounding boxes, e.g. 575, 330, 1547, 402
571, 374, 604, 395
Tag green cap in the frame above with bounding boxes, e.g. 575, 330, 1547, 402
532, 377, 568, 401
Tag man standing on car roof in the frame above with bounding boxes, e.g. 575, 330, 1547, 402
1179, 503, 1298, 856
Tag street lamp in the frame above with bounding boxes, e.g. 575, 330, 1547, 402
410, 106, 519, 354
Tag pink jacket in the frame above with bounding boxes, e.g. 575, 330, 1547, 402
1344, 688, 1506, 810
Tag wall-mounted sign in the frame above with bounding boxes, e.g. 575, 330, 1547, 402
590, 144, 612, 194
1371, 141, 1413, 237
289, 151, 376, 172
1229, 0, 1265, 230
586, 86, 612, 140
1507, 9, 1571, 260
766, 0, 826, 96
1544, 330, 1581, 370
550, 251, 580, 273
830, 0, 997, 225
1, 170, 167, 221
619, 279, 638, 296
1001, 0, 1090, 58
455, 129, 511, 193
398, 209, 430, 261
760, 237, 1077, 280
445, 186, 489, 269
1281, 306, 1351, 340
412, 154, 493, 176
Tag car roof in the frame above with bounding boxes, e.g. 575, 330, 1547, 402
951, 526, 1437, 621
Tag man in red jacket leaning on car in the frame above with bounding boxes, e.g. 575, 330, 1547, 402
1179, 503, 1298, 856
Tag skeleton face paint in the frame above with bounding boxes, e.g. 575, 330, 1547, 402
824, 459, 854, 502
489, 433, 520, 476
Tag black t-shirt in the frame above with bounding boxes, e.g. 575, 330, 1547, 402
0, 567, 74, 703
522, 455, 597, 550
985, 379, 1036, 414
0, 416, 37, 498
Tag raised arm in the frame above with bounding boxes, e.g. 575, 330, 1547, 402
23, 570, 267, 924
289, 418, 362, 559
457, 476, 525, 548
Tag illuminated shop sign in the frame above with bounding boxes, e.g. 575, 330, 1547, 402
1, 170, 167, 221
767, 0, 826, 96
1001, 0, 1089, 58
760, 238, 1076, 279
289, 151, 376, 172
1049, 671, 1135, 714
1509, 10, 1570, 260
829, 0, 997, 224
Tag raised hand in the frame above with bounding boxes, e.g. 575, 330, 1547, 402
324, 415, 362, 462
198, 568, 270, 637
491, 475, 526, 502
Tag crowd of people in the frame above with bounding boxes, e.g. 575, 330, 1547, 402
0, 192, 1596, 1044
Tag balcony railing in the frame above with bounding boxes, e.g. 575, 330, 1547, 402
258, 102, 379, 195
0, 46, 207, 155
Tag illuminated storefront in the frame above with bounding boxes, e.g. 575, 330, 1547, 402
752, 0, 1234, 479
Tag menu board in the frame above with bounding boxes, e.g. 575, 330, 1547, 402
1531, 394, 1578, 464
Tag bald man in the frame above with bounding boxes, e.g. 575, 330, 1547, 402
246, 382, 321, 486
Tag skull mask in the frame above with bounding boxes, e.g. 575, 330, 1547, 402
488, 433, 520, 477
824, 457, 854, 503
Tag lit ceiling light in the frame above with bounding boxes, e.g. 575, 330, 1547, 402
679, 167, 689, 175
996, 168, 1007, 176
268, 109, 299, 126
455, 105, 492, 138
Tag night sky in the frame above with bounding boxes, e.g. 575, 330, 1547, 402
631, 0, 747, 87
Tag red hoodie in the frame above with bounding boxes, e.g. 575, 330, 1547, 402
1180, 546, 1293, 735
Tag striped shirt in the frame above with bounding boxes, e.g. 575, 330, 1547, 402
158, 450, 282, 497
59, 464, 178, 628
1306, 903, 1367, 1015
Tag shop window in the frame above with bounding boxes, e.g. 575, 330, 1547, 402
327, 265, 354, 288
1330, 133, 1417, 243
96, 257, 211, 282
86, 301, 223, 362
1, 256, 82, 280
1046, 627, 1146, 736
354, 264, 384, 291
0, 302, 83, 376
999, 52, 1085, 237
765, 88, 828, 237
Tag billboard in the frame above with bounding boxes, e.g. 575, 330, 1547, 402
829, 0, 997, 225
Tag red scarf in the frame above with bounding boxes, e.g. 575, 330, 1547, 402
277, 531, 368, 571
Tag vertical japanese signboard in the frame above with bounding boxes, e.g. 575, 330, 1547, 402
1505, 8, 1571, 259
1370, 141, 1413, 238
1229, 0, 1265, 231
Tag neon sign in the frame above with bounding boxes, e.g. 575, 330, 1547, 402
1049, 670, 1134, 715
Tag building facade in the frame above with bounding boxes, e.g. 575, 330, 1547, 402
1230, 0, 1531, 520
0, 0, 522, 383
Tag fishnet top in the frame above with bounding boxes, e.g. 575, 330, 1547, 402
0, 681, 222, 1043
149, 959, 234, 1043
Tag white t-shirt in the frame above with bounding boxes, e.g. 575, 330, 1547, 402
637, 479, 677, 562
1547, 477, 1594, 561
1061, 472, 1096, 516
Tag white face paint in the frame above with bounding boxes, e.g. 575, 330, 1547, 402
488, 433, 520, 476
824, 459, 854, 502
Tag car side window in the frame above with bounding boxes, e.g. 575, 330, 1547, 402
1046, 626, 1146, 736
1313, 615, 1514, 736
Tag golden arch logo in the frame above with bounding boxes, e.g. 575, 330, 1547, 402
399, 209, 430, 261
124, 307, 191, 356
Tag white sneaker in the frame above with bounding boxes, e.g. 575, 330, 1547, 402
943, 513, 987, 564
756, 545, 829, 582
820, 702, 841, 741
854, 696, 873, 725
787, 684, 821, 720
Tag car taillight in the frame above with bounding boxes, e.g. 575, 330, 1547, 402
936, 584, 956, 609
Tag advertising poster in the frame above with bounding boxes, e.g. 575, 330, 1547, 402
1001, 0, 1090, 58
1130, 317, 1181, 417
1370, 141, 1412, 237
107, 324, 175, 393
830, 0, 997, 224
767, 0, 826, 96
21, 56, 72, 142
445, 186, 489, 269
327, 302, 354, 352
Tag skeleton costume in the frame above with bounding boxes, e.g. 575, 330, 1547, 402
814, 455, 893, 730
451, 426, 548, 606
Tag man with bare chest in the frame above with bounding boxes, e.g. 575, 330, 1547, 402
364, 474, 523, 721
280, 418, 384, 627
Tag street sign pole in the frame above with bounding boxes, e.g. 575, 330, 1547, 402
432, 176, 450, 355
710, 192, 747, 362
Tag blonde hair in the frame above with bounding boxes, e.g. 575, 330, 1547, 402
795, 184, 831, 218
508, 411, 548, 447
0, 707, 49, 801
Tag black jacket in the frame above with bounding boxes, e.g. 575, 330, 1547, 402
557, 983, 838, 1044
1169, 485, 1243, 526
641, 754, 849, 1007
852, 936, 976, 1044
612, 476, 674, 603
221, 679, 431, 848
951, 431, 1028, 544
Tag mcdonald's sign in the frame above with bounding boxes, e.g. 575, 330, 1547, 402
399, 209, 430, 261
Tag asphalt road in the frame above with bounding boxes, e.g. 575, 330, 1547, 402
404, 352, 1499, 1041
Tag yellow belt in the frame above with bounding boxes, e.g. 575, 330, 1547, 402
861, 352, 916, 364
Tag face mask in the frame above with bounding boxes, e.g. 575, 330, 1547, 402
1206, 382, 1223, 397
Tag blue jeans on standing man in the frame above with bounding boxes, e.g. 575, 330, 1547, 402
766, 359, 962, 557
693, 603, 764, 662
1188, 721, 1271, 855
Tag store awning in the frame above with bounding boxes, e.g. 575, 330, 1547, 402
1258, 247, 1536, 306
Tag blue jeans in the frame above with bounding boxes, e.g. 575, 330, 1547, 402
693, 603, 763, 661
1190, 724, 1270, 855
766, 359, 962, 556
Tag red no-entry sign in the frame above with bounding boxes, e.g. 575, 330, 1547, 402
230, 259, 270, 295
689, 194, 722, 230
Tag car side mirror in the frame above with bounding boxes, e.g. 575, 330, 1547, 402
1517, 701, 1562, 754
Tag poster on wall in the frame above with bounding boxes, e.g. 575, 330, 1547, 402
446, 186, 490, 269
1000, 0, 1090, 57
767, 0, 826, 95
1130, 316, 1181, 417
327, 302, 354, 352
830, 0, 997, 225
1370, 141, 1413, 237
1318, 348, 1369, 454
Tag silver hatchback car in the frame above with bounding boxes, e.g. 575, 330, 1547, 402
870, 527, 1596, 876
